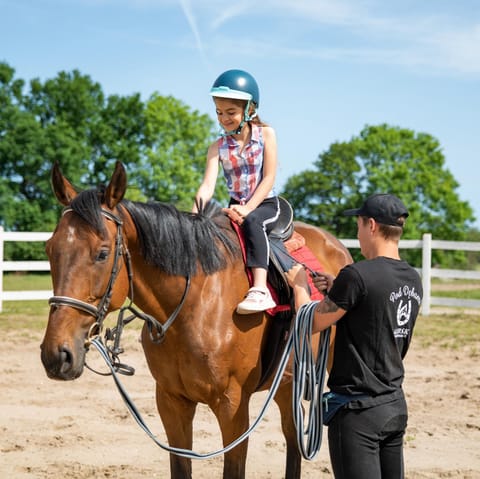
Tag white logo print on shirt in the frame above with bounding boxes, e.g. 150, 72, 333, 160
397, 299, 411, 326
390, 285, 420, 338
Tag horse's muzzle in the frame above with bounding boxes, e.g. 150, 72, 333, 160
40, 339, 86, 380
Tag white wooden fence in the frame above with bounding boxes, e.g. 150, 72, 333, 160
0, 229, 52, 311
341, 235, 480, 315
1, 227, 479, 315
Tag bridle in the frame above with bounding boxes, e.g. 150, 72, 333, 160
48, 206, 191, 363
49, 208, 126, 333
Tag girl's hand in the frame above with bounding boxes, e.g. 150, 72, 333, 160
232, 204, 251, 220
286, 264, 309, 289
223, 207, 244, 225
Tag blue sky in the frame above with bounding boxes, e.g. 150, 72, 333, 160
2, 0, 479, 227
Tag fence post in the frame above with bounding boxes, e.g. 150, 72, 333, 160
0, 226, 4, 313
421, 233, 432, 316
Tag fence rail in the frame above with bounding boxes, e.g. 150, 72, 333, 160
1, 228, 479, 315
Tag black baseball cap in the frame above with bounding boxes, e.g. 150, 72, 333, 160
343, 193, 409, 226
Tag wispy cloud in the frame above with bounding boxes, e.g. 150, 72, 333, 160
177, 0, 210, 67
197, 0, 480, 76
428, 24, 480, 74
104, 0, 480, 75
210, 3, 252, 31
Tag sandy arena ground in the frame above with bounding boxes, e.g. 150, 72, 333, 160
1, 323, 479, 478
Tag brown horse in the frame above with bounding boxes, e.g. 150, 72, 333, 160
40, 161, 352, 479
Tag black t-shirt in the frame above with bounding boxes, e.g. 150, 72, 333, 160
327, 257, 423, 398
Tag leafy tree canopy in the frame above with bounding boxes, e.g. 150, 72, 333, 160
0, 62, 220, 259
282, 124, 476, 266
137, 93, 228, 210
1, 62, 477, 266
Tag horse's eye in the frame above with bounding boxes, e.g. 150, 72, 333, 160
96, 250, 109, 262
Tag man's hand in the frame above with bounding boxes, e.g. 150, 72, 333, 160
312, 273, 335, 293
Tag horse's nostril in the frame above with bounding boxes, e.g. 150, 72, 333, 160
59, 345, 73, 375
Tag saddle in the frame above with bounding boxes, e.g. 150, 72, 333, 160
225, 197, 325, 389
224, 197, 297, 308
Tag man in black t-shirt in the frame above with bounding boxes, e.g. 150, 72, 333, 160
286, 193, 422, 479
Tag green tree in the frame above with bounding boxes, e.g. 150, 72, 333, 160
0, 63, 52, 260
0, 64, 145, 259
282, 140, 360, 236
282, 124, 476, 266
0, 63, 225, 263
139, 93, 227, 210
26, 70, 146, 187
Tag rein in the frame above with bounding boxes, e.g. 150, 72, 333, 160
49, 205, 330, 459
90, 301, 330, 460
48, 207, 191, 374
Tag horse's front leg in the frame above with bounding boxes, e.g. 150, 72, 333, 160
274, 383, 302, 479
213, 388, 251, 479
155, 384, 196, 479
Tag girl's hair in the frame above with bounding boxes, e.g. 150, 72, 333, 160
250, 113, 268, 127
248, 102, 268, 127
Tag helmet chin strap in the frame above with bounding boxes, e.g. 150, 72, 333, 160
220, 100, 257, 137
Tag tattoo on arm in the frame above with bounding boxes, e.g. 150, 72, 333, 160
315, 297, 339, 314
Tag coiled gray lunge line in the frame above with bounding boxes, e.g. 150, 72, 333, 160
292, 301, 331, 459
90, 299, 330, 460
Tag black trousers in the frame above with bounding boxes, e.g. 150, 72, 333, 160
328, 396, 408, 479
230, 197, 279, 270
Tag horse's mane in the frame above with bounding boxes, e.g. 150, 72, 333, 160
70, 187, 107, 235
69, 188, 240, 276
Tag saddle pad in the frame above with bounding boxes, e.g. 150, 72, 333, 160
289, 244, 325, 302
229, 220, 324, 309
284, 231, 306, 252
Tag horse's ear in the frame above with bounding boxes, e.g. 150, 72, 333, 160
105, 161, 127, 209
51, 161, 78, 206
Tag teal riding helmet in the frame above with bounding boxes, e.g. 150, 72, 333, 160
210, 69, 260, 134
210, 69, 260, 106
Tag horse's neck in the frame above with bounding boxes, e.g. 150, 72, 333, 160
120, 213, 187, 317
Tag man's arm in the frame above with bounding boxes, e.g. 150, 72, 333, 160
287, 264, 346, 333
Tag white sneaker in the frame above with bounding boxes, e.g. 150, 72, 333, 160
236, 287, 276, 315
